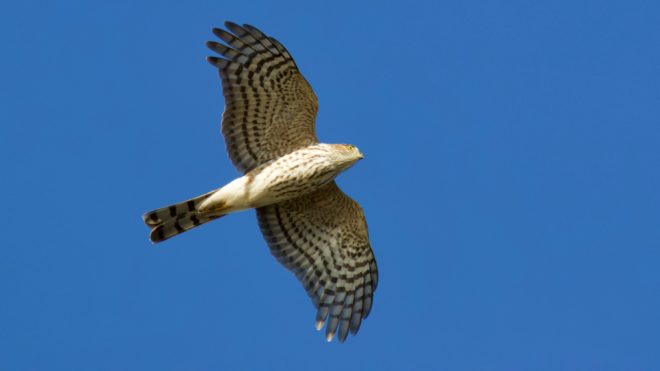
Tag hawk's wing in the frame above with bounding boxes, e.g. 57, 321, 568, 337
256, 182, 378, 342
207, 22, 319, 173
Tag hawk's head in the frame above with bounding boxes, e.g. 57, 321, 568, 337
326, 144, 364, 173
334, 144, 364, 159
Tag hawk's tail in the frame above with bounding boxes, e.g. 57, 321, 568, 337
143, 192, 225, 243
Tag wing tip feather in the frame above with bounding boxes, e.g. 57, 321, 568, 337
207, 56, 229, 68
224, 20, 238, 29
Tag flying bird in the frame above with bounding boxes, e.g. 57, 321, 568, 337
143, 22, 378, 343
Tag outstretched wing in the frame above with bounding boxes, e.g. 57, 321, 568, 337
207, 22, 319, 173
256, 182, 378, 342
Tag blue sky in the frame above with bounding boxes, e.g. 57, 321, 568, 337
2, 0, 659, 369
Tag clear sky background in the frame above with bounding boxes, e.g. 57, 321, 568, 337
1, 0, 659, 370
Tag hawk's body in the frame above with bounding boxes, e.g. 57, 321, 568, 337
198, 143, 362, 214
143, 22, 378, 343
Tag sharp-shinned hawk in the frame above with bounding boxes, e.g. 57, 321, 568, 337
143, 22, 378, 343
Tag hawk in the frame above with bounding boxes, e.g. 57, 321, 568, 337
143, 22, 378, 343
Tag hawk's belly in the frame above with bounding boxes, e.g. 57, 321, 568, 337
198, 145, 345, 214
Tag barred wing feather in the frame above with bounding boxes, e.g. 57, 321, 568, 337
256, 182, 378, 342
207, 22, 319, 173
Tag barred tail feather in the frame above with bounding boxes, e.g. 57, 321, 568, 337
143, 192, 224, 243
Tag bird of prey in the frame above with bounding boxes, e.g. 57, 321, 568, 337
143, 22, 378, 343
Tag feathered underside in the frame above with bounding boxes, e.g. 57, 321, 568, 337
207, 21, 319, 174
143, 22, 378, 343
257, 182, 378, 342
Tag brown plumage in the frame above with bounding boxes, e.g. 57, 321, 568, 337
143, 22, 377, 343
207, 21, 319, 173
